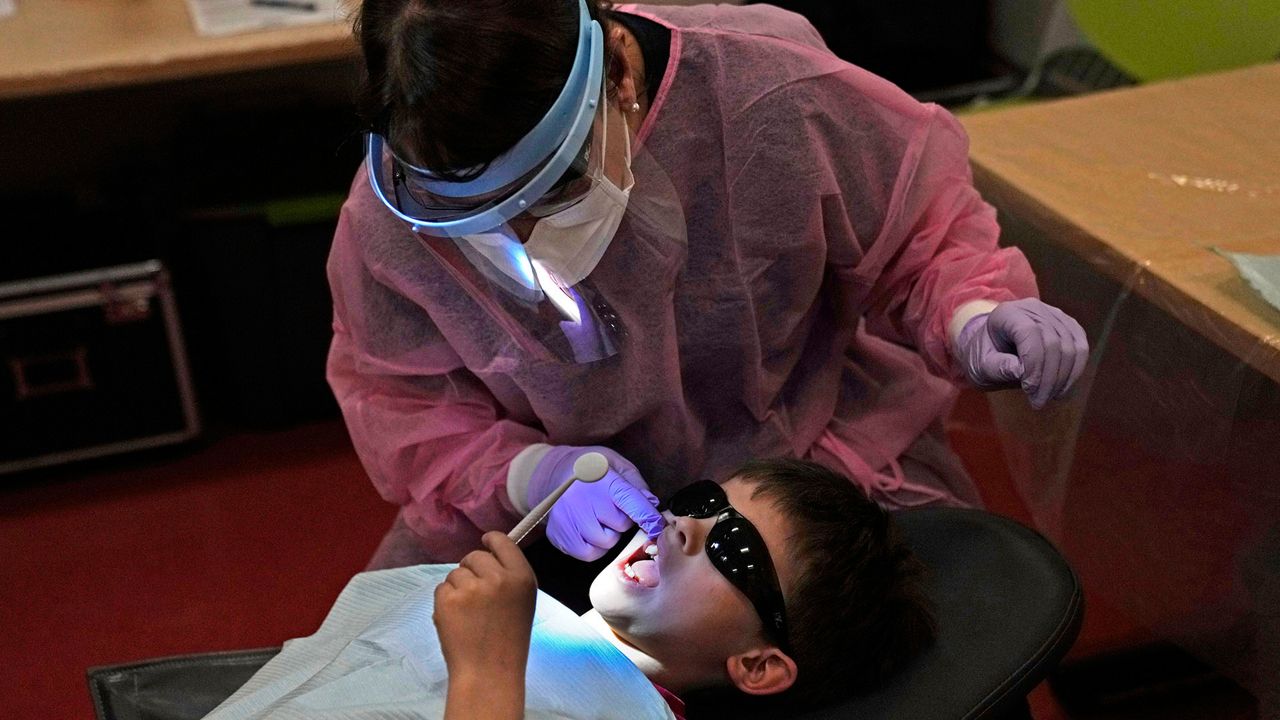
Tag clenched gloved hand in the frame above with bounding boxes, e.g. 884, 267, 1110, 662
956, 298, 1089, 409
527, 446, 665, 561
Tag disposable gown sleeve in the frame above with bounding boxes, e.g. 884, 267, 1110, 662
856, 103, 1039, 379
325, 208, 545, 559
732, 67, 1037, 380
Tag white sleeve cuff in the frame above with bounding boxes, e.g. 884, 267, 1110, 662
507, 443, 553, 515
948, 299, 1001, 350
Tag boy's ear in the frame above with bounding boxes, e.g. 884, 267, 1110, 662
725, 646, 798, 696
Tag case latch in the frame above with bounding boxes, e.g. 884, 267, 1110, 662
100, 282, 153, 324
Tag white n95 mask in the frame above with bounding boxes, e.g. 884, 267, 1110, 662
422, 100, 637, 365
523, 103, 635, 287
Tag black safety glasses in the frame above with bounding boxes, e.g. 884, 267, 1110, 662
666, 480, 789, 651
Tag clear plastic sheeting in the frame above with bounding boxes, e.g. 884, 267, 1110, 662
988, 212, 1280, 716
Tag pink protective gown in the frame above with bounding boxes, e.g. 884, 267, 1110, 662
327, 3, 1038, 562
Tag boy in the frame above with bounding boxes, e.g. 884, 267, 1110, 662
205, 459, 934, 719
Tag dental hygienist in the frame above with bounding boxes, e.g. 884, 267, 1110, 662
328, 0, 1089, 566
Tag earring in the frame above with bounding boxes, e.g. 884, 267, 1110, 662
630, 102, 640, 113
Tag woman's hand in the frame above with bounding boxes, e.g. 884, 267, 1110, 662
956, 298, 1089, 408
435, 532, 537, 720
528, 446, 665, 561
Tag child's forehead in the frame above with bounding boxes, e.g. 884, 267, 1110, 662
720, 477, 776, 519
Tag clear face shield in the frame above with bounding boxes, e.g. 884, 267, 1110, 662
363, 0, 652, 364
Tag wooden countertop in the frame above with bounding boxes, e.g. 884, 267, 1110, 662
0, 0, 357, 99
961, 63, 1280, 383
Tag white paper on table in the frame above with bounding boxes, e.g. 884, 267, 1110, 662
1219, 249, 1280, 315
0, 0, 17, 21
185, 0, 344, 37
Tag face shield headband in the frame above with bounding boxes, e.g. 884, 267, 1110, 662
364, 0, 605, 238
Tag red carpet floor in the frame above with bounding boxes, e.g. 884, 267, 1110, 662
1, 391, 1256, 718
1, 421, 395, 720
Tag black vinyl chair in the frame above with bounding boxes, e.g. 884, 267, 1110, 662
87, 508, 1081, 720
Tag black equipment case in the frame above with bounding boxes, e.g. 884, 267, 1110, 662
0, 261, 199, 474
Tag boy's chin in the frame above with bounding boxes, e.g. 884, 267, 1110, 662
588, 583, 634, 637
588, 534, 645, 617
588, 569, 607, 606
588, 564, 625, 615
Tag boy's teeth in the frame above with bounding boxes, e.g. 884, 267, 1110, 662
645, 545, 658, 556
624, 564, 637, 579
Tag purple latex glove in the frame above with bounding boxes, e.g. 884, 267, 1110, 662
527, 446, 665, 561
956, 298, 1089, 409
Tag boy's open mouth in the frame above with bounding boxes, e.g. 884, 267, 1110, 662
618, 538, 660, 588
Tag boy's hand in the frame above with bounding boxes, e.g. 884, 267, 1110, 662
434, 531, 537, 682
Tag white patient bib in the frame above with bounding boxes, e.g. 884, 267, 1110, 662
202, 564, 674, 720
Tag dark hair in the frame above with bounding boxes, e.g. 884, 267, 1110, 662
732, 458, 936, 709
354, 0, 615, 180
